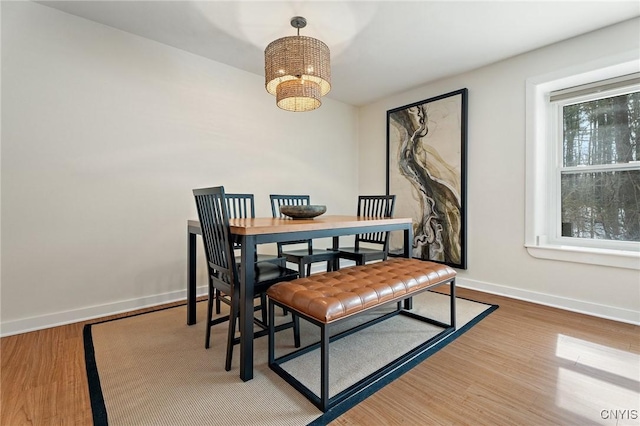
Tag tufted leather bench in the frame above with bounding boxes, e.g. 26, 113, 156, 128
267, 257, 457, 412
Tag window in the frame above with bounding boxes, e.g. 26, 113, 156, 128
553, 81, 639, 249
526, 52, 640, 269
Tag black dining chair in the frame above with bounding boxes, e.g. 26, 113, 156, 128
193, 186, 300, 371
333, 195, 397, 267
270, 194, 339, 277
219, 193, 283, 323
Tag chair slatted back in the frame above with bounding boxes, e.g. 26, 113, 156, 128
225, 193, 255, 250
193, 186, 236, 287
355, 195, 396, 250
270, 194, 310, 217
225, 193, 255, 220
270, 194, 313, 251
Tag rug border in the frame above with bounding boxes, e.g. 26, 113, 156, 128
82, 296, 498, 426
83, 323, 109, 426
83, 301, 196, 426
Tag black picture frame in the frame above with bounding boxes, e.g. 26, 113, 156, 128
386, 88, 468, 269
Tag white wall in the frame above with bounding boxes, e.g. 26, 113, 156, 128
0, 2, 359, 335
358, 18, 640, 324
2, 2, 637, 336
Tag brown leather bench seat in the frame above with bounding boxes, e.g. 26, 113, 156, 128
267, 257, 456, 324
267, 257, 457, 412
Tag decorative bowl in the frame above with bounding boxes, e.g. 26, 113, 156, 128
280, 205, 327, 219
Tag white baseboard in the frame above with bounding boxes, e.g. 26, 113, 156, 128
457, 277, 640, 326
316, 262, 639, 324
2, 272, 637, 337
0, 260, 338, 337
0, 286, 209, 337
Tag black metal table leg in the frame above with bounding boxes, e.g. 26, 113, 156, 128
332, 236, 340, 270
187, 229, 197, 325
239, 235, 256, 381
403, 227, 414, 310
451, 278, 457, 329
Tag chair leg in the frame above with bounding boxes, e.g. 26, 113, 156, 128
225, 297, 239, 371
293, 314, 301, 348
205, 285, 214, 349
260, 293, 268, 326
215, 288, 221, 314
281, 261, 305, 317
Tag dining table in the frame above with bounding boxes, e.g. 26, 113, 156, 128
187, 215, 413, 381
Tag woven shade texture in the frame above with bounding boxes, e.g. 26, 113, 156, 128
265, 35, 331, 99
276, 79, 321, 111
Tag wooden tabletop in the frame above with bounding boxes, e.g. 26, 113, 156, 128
188, 215, 412, 236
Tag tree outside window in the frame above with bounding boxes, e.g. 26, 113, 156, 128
559, 90, 640, 243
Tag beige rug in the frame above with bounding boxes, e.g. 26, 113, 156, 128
84, 292, 497, 425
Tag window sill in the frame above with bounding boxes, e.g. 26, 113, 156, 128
525, 244, 640, 270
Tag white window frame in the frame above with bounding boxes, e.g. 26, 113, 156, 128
525, 51, 640, 270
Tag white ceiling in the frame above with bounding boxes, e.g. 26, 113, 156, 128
37, 1, 640, 106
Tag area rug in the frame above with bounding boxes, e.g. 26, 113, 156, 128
84, 291, 497, 425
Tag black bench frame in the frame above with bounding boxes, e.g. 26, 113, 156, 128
268, 276, 456, 412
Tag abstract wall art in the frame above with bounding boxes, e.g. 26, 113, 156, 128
386, 89, 468, 269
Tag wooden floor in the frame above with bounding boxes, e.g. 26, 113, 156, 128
2, 288, 638, 425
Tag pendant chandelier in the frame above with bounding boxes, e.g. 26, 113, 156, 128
264, 16, 331, 112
